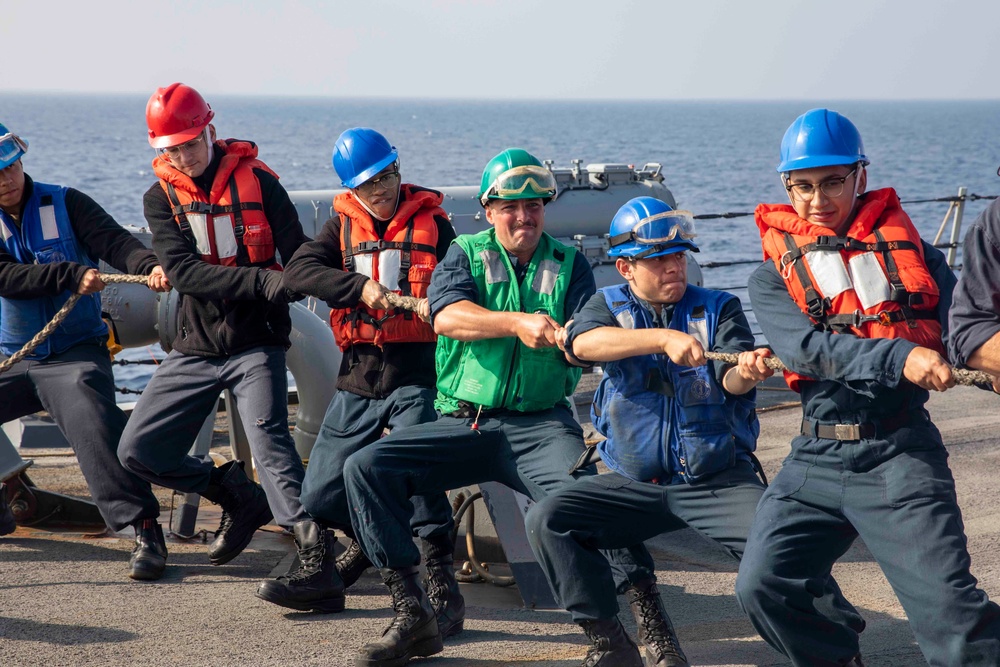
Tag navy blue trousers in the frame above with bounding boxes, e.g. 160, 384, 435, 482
735, 426, 1000, 667
526, 460, 764, 621
300, 385, 453, 541
344, 405, 655, 590
119, 346, 308, 529
0, 341, 159, 531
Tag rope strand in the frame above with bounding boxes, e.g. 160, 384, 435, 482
705, 351, 995, 391
0, 273, 151, 376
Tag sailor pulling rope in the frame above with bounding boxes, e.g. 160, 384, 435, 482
0, 273, 152, 376
5, 282, 995, 391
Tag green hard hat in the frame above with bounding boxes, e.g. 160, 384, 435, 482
478, 148, 557, 207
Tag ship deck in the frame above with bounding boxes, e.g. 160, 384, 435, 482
3, 383, 1000, 666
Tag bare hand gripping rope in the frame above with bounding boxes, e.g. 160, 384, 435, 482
704, 351, 996, 391
0, 273, 151, 376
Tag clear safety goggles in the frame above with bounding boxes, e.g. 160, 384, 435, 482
609, 209, 697, 249
480, 165, 558, 205
155, 128, 210, 160
0, 132, 28, 167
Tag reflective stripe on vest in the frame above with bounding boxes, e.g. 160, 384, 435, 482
0, 182, 105, 358
328, 186, 442, 350
434, 229, 581, 415
594, 283, 758, 484
153, 140, 278, 269
756, 188, 944, 391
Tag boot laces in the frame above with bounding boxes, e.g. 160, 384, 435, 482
633, 590, 681, 658
286, 539, 326, 583
385, 581, 421, 631
215, 510, 234, 538
581, 624, 613, 666
424, 564, 450, 605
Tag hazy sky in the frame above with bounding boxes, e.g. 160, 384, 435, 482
4, 0, 998, 100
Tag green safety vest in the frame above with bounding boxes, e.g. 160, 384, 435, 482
435, 229, 583, 414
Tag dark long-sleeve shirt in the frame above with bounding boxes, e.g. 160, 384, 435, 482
144, 145, 308, 356
566, 289, 755, 386
949, 199, 1000, 367
748, 240, 956, 422
0, 175, 158, 299
283, 197, 456, 398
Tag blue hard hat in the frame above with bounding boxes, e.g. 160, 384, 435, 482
0, 123, 28, 170
777, 108, 869, 173
332, 128, 399, 189
607, 197, 699, 260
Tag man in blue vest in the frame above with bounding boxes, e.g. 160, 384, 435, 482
0, 122, 171, 579
525, 197, 772, 667
341, 149, 656, 667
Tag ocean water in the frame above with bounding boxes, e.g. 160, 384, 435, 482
2, 94, 999, 390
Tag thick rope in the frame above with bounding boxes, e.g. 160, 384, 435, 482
383, 291, 423, 312
0, 273, 151, 376
381, 292, 995, 391
705, 351, 995, 391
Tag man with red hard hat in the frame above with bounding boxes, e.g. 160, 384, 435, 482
118, 84, 341, 610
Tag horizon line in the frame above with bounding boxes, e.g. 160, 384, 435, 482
3, 90, 999, 104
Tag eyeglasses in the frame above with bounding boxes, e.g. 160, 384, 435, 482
480, 165, 558, 205
158, 132, 208, 160
785, 168, 858, 202
356, 170, 400, 196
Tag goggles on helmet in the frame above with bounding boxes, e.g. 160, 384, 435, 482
609, 209, 697, 254
480, 165, 557, 205
0, 132, 28, 168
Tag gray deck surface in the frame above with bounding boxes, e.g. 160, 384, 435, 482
2, 384, 999, 666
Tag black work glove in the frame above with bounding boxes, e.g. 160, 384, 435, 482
256, 269, 291, 305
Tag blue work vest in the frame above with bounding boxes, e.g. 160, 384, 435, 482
0, 182, 105, 359
592, 283, 759, 484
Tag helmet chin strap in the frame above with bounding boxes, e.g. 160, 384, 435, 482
355, 182, 401, 221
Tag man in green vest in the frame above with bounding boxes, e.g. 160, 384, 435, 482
342, 149, 656, 667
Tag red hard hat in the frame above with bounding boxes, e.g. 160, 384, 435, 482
145, 83, 215, 149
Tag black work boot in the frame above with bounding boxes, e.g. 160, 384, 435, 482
421, 535, 465, 638
337, 538, 373, 588
579, 617, 643, 667
626, 580, 689, 667
256, 519, 345, 612
424, 556, 465, 638
129, 518, 168, 580
200, 460, 273, 566
0, 483, 15, 536
355, 567, 443, 667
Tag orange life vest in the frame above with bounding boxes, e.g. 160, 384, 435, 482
329, 184, 441, 350
153, 139, 280, 269
756, 188, 945, 392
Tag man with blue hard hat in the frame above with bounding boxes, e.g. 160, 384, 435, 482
340, 148, 656, 667
0, 123, 171, 578
524, 196, 773, 667
735, 108, 1000, 665
275, 128, 460, 625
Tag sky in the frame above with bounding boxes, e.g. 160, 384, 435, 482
3, 0, 999, 100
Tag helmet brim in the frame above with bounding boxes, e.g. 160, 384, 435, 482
608, 241, 699, 259
344, 151, 398, 189
777, 154, 870, 173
